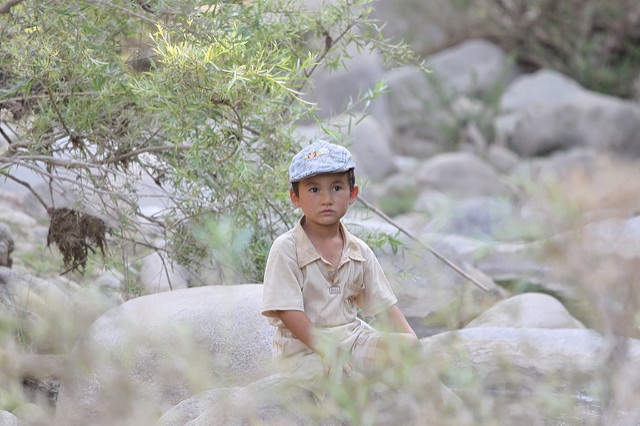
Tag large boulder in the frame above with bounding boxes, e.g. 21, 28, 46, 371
423, 328, 640, 424
497, 69, 640, 157
464, 292, 585, 329
137, 252, 189, 294
55, 284, 274, 426
416, 152, 511, 199
385, 39, 516, 148
0, 268, 118, 354
428, 39, 514, 97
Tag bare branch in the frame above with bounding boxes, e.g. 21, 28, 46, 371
0, 125, 13, 145
2, 173, 50, 212
0, 0, 24, 14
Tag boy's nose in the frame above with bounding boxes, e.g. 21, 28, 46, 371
320, 191, 332, 204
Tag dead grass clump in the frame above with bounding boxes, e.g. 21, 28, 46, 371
46, 208, 107, 273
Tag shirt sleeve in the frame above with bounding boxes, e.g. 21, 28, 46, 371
357, 243, 398, 317
261, 234, 306, 321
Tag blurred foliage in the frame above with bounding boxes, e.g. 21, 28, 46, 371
0, 0, 418, 280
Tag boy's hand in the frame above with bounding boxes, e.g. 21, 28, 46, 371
322, 358, 352, 381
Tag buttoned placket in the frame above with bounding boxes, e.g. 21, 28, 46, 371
326, 253, 350, 295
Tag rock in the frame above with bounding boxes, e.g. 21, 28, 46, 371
55, 284, 274, 426
425, 196, 521, 240
384, 64, 435, 135
464, 292, 585, 329
470, 240, 550, 286
428, 39, 514, 97
302, 44, 393, 139
290, 115, 397, 181
386, 39, 516, 148
586, 215, 640, 260
497, 69, 640, 157
0, 411, 21, 426
156, 388, 230, 426
485, 144, 519, 174
499, 69, 585, 113
423, 328, 640, 424
344, 115, 398, 180
378, 239, 506, 335
416, 152, 511, 199
0, 268, 116, 354
137, 252, 189, 294
175, 375, 320, 426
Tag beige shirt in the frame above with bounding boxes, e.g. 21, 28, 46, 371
261, 217, 397, 355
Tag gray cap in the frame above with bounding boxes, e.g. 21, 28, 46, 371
289, 140, 355, 183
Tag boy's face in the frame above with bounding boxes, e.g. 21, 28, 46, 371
290, 172, 358, 227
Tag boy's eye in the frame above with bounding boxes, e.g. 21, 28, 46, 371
333, 185, 343, 191
309, 187, 319, 193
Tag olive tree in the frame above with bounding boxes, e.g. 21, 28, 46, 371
0, 0, 415, 285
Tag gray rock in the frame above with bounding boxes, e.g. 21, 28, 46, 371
137, 252, 189, 294
429, 39, 513, 97
497, 69, 640, 157
0, 411, 21, 426
303, 44, 393, 139
499, 69, 585, 113
0, 268, 114, 354
464, 292, 585, 329
55, 284, 274, 426
378, 239, 506, 335
342, 115, 398, 180
424, 328, 640, 424
156, 388, 230, 426
384, 64, 435, 136
425, 196, 520, 240
485, 144, 519, 174
416, 152, 511, 199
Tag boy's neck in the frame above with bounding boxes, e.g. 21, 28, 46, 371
300, 216, 342, 241
301, 217, 344, 267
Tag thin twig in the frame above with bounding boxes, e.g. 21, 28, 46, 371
356, 195, 490, 292
2, 173, 50, 212
0, 125, 13, 145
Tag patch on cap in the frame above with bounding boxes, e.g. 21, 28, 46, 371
289, 140, 355, 183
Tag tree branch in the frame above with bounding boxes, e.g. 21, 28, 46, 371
2, 173, 50, 212
0, 125, 13, 145
0, 0, 24, 14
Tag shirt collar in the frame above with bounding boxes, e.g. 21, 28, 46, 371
292, 216, 365, 268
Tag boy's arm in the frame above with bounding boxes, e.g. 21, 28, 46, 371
275, 310, 319, 353
378, 304, 418, 337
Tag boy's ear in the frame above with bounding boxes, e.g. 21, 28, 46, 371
290, 188, 300, 207
349, 185, 359, 204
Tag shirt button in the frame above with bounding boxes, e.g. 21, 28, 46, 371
328, 270, 335, 278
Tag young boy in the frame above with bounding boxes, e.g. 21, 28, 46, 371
261, 140, 418, 399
